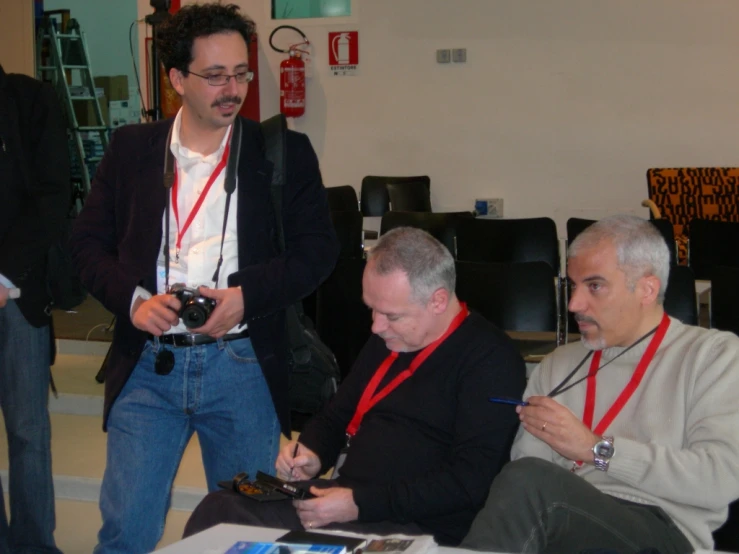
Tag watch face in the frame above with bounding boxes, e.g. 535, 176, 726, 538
595, 441, 615, 458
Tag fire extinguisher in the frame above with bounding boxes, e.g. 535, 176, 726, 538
269, 25, 309, 118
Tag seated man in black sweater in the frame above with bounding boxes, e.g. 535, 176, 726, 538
183, 227, 526, 546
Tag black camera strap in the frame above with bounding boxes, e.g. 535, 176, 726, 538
162, 117, 242, 292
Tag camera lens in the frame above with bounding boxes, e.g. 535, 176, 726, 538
182, 304, 208, 329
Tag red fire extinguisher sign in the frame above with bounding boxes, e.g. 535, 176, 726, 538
328, 31, 359, 76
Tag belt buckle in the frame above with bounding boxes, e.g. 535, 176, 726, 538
184, 333, 198, 346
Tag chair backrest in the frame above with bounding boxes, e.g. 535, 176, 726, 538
663, 265, 698, 326
566, 217, 677, 267
360, 175, 430, 217
379, 211, 474, 257
709, 265, 739, 335
457, 217, 560, 274
455, 261, 559, 332
326, 185, 359, 212
387, 181, 432, 212
646, 167, 739, 265
329, 210, 364, 259
315, 258, 371, 379
689, 218, 739, 281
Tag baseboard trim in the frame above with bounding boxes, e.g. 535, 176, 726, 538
50, 393, 104, 416
0, 471, 205, 512
56, 339, 111, 357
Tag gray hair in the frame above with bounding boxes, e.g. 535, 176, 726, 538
367, 227, 456, 304
568, 215, 671, 302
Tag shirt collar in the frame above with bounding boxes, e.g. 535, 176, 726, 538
169, 108, 232, 170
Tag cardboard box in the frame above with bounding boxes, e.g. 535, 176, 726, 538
94, 75, 129, 101
73, 94, 108, 127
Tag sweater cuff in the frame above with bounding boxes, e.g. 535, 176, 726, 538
352, 483, 390, 523
606, 437, 650, 484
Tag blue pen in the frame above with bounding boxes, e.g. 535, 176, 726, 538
489, 396, 528, 406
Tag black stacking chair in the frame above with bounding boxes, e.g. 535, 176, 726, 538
329, 210, 364, 259
663, 265, 698, 326
315, 258, 371, 379
387, 181, 432, 212
709, 264, 739, 552
326, 185, 359, 212
714, 501, 739, 553
379, 211, 474, 257
457, 217, 560, 274
567, 217, 677, 267
456, 217, 563, 342
360, 175, 430, 217
689, 218, 739, 281
455, 261, 559, 333
709, 265, 739, 335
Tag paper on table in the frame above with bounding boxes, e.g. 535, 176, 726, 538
282, 530, 438, 554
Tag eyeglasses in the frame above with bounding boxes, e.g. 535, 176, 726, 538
187, 70, 254, 86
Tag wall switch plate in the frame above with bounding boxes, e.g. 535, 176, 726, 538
475, 198, 504, 218
436, 49, 451, 63
452, 48, 467, 63
488, 198, 503, 218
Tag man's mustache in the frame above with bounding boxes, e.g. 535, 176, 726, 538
574, 314, 598, 326
212, 96, 241, 107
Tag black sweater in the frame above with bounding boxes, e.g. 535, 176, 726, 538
298, 311, 526, 546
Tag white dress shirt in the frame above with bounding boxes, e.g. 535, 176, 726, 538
131, 109, 244, 334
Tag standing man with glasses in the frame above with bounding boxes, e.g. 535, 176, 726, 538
70, 4, 338, 552
462, 215, 739, 554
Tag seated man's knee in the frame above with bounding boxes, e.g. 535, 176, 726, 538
499, 457, 560, 484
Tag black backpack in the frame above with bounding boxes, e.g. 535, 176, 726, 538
261, 114, 341, 425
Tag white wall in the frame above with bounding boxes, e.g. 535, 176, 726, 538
45, 0, 139, 92
139, 0, 739, 234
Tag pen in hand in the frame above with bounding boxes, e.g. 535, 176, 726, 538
489, 396, 528, 406
290, 442, 299, 481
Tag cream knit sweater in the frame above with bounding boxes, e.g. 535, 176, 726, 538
513, 317, 739, 550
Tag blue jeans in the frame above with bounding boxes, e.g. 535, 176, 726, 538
94, 337, 280, 554
0, 300, 61, 554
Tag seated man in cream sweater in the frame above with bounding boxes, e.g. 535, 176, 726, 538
462, 214, 739, 554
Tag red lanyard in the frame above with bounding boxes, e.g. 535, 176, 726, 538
574, 312, 670, 467
345, 303, 470, 438
171, 129, 232, 259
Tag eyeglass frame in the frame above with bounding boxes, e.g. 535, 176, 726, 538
186, 69, 254, 86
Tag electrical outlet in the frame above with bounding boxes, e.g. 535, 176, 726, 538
488, 198, 504, 218
452, 48, 467, 63
475, 198, 504, 218
436, 49, 451, 64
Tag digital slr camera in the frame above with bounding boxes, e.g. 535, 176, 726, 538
168, 283, 216, 329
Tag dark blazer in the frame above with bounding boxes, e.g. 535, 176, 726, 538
70, 116, 339, 436
0, 66, 70, 327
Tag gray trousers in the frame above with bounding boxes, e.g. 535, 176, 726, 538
462, 458, 694, 554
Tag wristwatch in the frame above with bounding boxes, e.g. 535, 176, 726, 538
592, 436, 615, 471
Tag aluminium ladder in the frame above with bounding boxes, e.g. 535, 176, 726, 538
37, 13, 109, 212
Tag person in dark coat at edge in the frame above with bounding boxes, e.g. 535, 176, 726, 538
0, 63, 70, 554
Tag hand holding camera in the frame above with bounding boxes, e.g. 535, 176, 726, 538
168, 283, 244, 338
132, 283, 244, 337
168, 283, 218, 329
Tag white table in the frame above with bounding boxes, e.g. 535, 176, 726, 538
154, 524, 480, 554
154, 523, 723, 554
